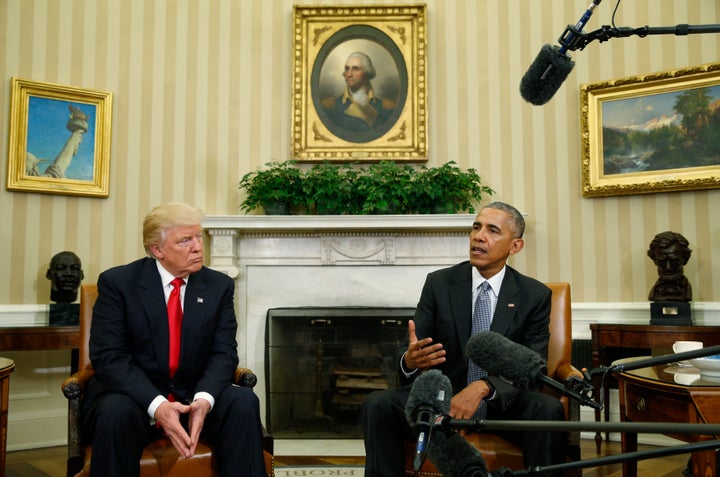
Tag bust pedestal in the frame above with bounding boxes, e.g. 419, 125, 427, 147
650, 301, 692, 325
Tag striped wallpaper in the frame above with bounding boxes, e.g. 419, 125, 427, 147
1, 0, 719, 304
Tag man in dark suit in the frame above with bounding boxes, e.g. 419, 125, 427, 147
83, 202, 266, 477
362, 201, 565, 476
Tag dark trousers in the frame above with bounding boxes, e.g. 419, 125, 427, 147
84, 385, 266, 477
362, 386, 566, 477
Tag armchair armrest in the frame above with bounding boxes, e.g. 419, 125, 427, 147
62, 368, 95, 400
62, 368, 95, 475
234, 367, 258, 388
555, 362, 583, 382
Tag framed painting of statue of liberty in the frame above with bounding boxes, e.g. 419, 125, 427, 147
580, 62, 720, 197
6, 77, 113, 197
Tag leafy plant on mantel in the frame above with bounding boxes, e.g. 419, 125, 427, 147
238, 160, 304, 214
238, 160, 494, 215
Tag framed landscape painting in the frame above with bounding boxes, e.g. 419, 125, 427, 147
581, 62, 720, 197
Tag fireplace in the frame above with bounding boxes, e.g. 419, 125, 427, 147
265, 306, 415, 438
202, 214, 474, 433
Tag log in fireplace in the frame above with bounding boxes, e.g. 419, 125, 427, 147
265, 307, 415, 438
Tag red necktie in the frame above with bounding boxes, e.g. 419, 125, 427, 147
167, 278, 184, 378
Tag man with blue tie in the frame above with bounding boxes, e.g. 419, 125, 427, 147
83, 202, 266, 477
362, 201, 566, 476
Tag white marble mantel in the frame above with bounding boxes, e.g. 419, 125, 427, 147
202, 214, 476, 417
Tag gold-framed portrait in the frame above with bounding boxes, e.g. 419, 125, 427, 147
291, 4, 427, 163
580, 62, 720, 197
6, 77, 113, 197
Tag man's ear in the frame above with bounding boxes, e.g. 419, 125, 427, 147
508, 238, 525, 256
149, 244, 163, 260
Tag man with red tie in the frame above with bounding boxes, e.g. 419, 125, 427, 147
83, 202, 266, 477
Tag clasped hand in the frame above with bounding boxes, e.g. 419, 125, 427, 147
154, 398, 211, 459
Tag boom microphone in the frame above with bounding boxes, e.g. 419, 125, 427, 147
405, 370, 452, 471
466, 331, 548, 391
406, 370, 493, 477
520, 0, 602, 105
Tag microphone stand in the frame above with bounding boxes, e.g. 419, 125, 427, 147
509, 440, 720, 476
541, 345, 720, 412
558, 22, 720, 52
584, 343, 720, 378
433, 346, 720, 475
434, 417, 720, 476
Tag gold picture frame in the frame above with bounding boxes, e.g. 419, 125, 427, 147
581, 62, 720, 197
291, 4, 427, 162
7, 77, 113, 197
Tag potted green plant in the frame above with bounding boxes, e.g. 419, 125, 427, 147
238, 161, 305, 214
303, 162, 360, 215
356, 161, 416, 214
412, 161, 494, 214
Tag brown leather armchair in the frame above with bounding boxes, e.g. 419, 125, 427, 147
405, 282, 582, 476
62, 284, 275, 477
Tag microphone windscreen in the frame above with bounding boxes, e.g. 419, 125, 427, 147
427, 428, 490, 477
520, 44, 575, 105
466, 331, 547, 391
405, 369, 453, 425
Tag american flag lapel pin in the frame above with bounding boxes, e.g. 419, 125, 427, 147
508, 303, 515, 308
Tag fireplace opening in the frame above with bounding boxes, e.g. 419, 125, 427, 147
265, 307, 415, 439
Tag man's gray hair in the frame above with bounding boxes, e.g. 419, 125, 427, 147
482, 202, 525, 238
346, 51, 376, 79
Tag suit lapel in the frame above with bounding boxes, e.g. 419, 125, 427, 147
138, 260, 170, 374
450, 264, 473, 357
179, 271, 209, 373
490, 267, 520, 336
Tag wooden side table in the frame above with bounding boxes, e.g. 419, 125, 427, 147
0, 326, 80, 373
590, 324, 720, 453
0, 358, 15, 477
614, 357, 720, 477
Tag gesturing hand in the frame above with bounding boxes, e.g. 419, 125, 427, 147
404, 319, 446, 371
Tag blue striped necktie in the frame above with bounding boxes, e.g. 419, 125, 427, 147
467, 281, 492, 418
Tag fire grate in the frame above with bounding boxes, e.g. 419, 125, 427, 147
265, 307, 415, 438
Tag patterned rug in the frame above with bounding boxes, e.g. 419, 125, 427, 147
274, 466, 364, 476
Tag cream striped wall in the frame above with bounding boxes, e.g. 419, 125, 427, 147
1, 0, 719, 304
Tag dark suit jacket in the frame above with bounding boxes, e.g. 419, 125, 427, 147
401, 262, 551, 411
85, 257, 239, 414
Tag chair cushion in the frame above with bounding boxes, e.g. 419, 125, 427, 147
75, 439, 275, 477
76, 439, 216, 477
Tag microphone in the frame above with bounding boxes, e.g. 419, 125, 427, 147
425, 422, 492, 477
466, 331, 603, 409
406, 370, 492, 477
466, 331, 547, 391
520, 0, 602, 105
405, 370, 452, 471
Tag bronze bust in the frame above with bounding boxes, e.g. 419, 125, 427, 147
647, 231, 692, 302
46, 251, 84, 303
